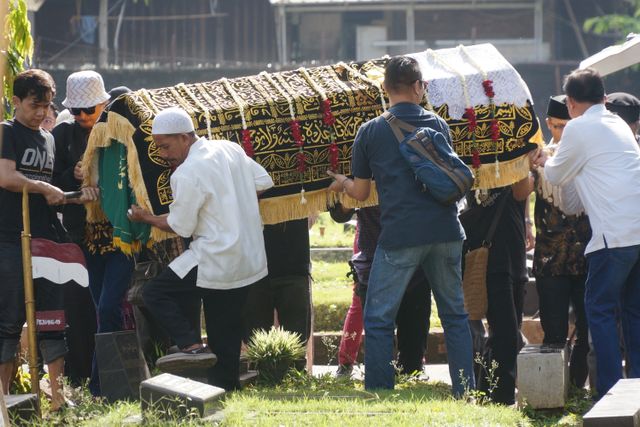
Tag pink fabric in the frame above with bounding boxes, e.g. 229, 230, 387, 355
338, 289, 364, 365
338, 225, 364, 366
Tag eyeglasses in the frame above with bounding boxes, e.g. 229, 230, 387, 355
70, 106, 97, 116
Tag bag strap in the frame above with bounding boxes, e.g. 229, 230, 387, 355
483, 190, 509, 246
382, 111, 417, 142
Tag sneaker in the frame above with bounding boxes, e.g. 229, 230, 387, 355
336, 364, 353, 378
156, 345, 217, 373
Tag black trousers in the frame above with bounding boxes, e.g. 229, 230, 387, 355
360, 271, 431, 375
477, 272, 525, 405
143, 266, 249, 391
536, 274, 589, 388
243, 274, 311, 344
63, 282, 97, 386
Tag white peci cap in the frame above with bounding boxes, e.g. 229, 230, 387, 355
62, 70, 110, 108
152, 107, 195, 135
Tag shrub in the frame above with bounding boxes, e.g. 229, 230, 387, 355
245, 327, 306, 385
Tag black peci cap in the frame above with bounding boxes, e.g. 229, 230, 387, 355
606, 92, 640, 124
546, 95, 570, 120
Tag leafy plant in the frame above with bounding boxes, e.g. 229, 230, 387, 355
245, 327, 306, 385
584, 0, 640, 39
3, 0, 33, 118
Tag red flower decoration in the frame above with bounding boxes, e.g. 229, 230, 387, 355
329, 142, 339, 172
482, 80, 495, 99
290, 120, 303, 145
490, 119, 500, 141
241, 129, 254, 157
321, 99, 336, 126
464, 107, 477, 133
472, 150, 481, 169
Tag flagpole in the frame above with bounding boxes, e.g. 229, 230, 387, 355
21, 187, 41, 415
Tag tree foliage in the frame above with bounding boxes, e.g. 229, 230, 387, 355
3, 0, 33, 116
584, 0, 640, 39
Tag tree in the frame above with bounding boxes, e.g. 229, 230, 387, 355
584, 0, 640, 40
3, 0, 33, 117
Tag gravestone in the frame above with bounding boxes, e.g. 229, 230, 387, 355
583, 379, 640, 427
4, 394, 38, 425
140, 373, 225, 419
516, 344, 568, 408
95, 330, 150, 402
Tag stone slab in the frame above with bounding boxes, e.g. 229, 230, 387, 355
95, 330, 150, 403
140, 373, 225, 419
5, 394, 38, 425
583, 379, 640, 427
517, 344, 568, 409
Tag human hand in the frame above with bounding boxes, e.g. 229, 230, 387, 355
530, 148, 548, 169
42, 183, 65, 205
127, 204, 150, 223
525, 222, 535, 251
327, 170, 346, 193
73, 161, 83, 181
79, 186, 100, 203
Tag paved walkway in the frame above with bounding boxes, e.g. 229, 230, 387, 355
312, 364, 452, 385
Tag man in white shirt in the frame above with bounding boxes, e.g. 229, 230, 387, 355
128, 107, 273, 390
533, 68, 640, 399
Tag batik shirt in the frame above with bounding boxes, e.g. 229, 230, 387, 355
533, 142, 591, 277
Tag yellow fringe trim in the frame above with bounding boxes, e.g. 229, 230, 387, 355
112, 237, 142, 256
259, 183, 379, 225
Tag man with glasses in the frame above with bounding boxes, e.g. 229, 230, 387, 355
327, 56, 474, 396
52, 71, 133, 396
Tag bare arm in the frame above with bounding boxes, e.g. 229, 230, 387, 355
511, 174, 534, 202
0, 159, 65, 205
127, 204, 174, 233
327, 170, 371, 201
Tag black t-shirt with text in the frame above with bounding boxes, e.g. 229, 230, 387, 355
0, 119, 57, 242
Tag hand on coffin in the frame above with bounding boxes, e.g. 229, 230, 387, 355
79, 186, 100, 203
530, 148, 548, 168
127, 204, 151, 223
42, 183, 66, 206
327, 170, 347, 193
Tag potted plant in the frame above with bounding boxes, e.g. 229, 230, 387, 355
245, 327, 306, 385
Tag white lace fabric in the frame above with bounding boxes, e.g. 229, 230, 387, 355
408, 43, 533, 120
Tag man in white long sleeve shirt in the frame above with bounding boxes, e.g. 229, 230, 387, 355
128, 107, 274, 390
533, 68, 640, 399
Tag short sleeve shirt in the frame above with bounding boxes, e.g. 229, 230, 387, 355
0, 119, 56, 242
351, 102, 465, 249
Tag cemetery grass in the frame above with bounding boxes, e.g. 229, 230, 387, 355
32, 377, 592, 426
48, 375, 533, 426
312, 260, 442, 330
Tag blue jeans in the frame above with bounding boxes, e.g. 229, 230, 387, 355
585, 244, 640, 398
364, 240, 474, 396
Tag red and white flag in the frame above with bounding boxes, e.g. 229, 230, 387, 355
31, 238, 88, 287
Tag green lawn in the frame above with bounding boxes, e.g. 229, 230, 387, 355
312, 260, 441, 331
310, 212, 356, 248
59, 377, 535, 427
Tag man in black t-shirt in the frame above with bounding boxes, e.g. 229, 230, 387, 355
0, 69, 98, 411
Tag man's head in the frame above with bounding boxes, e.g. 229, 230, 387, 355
62, 70, 110, 130
42, 103, 58, 131
562, 68, 606, 119
12, 69, 56, 130
545, 95, 570, 143
606, 92, 640, 135
383, 56, 427, 105
151, 107, 197, 168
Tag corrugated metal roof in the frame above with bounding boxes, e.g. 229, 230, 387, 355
269, 0, 534, 5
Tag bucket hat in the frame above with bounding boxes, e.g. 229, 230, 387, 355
62, 70, 110, 108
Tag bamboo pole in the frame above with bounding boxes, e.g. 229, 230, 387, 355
21, 187, 40, 415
